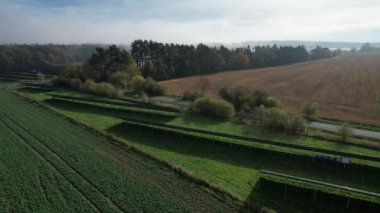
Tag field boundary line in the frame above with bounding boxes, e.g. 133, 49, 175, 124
0, 115, 101, 213
0, 111, 125, 213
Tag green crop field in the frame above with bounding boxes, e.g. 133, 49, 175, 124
0, 90, 238, 212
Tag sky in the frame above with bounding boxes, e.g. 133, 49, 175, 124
1, 0, 380, 44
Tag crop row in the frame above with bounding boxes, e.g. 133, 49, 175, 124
0, 119, 96, 212
0, 91, 190, 212
0, 111, 118, 213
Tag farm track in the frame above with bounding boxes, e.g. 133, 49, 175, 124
0, 111, 124, 213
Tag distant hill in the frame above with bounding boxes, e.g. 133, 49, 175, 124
207, 40, 380, 50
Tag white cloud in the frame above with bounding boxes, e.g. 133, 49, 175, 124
0, 0, 380, 44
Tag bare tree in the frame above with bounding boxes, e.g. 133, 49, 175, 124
198, 77, 210, 95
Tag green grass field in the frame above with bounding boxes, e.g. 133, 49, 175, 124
0, 90, 238, 212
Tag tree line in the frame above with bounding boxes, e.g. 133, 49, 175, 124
0, 44, 105, 74
55, 45, 165, 98
131, 40, 340, 80
0, 42, 341, 80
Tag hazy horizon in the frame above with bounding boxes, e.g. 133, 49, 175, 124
1, 0, 380, 44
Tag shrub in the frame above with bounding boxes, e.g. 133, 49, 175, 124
131, 75, 145, 94
337, 124, 353, 142
256, 108, 306, 135
252, 89, 268, 107
265, 96, 282, 108
192, 97, 235, 120
301, 101, 318, 120
108, 71, 129, 88
140, 92, 149, 103
36, 72, 45, 81
131, 76, 166, 96
143, 77, 166, 96
219, 87, 278, 112
182, 90, 202, 101
80, 80, 122, 98
287, 113, 306, 133
219, 86, 251, 111
260, 108, 288, 132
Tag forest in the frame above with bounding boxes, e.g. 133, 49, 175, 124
131, 40, 340, 80
0, 44, 103, 74
0, 41, 342, 80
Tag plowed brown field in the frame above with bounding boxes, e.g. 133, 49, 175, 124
161, 53, 380, 125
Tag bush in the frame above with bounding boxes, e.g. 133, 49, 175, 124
131, 75, 145, 94
108, 71, 129, 88
80, 80, 122, 98
219, 86, 278, 112
219, 86, 251, 111
256, 108, 306, 135
131, 76, 166, 96
143, 77, 166, 96
252, 89, 268, 107
139, 92, 149, 103
337, 124, 352, 142
182, 90, 202, 101
265, 96, 282, 108
36, 72, 45, 81
192, 97, 235, 120
301, 101, 318, 120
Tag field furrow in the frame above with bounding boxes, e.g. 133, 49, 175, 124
0, 90, 238, 212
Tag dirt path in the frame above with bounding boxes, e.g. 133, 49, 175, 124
308, 122, 380, 140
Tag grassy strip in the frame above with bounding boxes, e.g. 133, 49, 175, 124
307, 128, 380, 151
167, 114, 380, 161
51, 96, 179, 117
14, 91, 244, 205
120, 119, 380, 167
46, 88, 185, 111
260, 171, 380, 204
